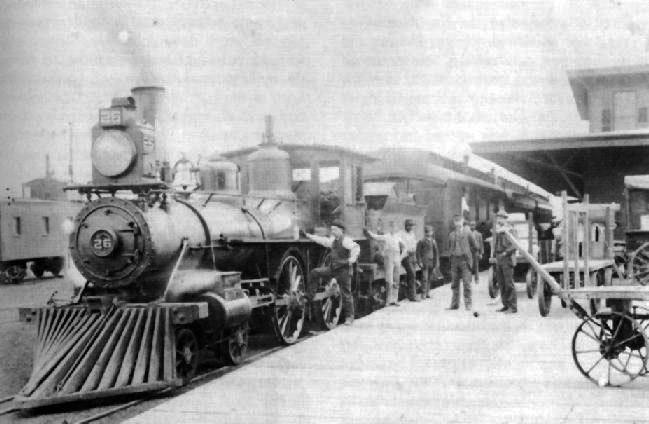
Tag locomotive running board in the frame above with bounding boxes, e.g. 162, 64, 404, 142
14, 303, 204, 409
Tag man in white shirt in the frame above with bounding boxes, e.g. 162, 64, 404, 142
304, 220, 360, 325
365, 220, 405, 306
396, 219, 419, 302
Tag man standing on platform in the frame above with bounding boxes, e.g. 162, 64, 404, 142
416, 225, 440, 300
494, 211, 518, 314
447, 215, 477, 310
304, 220, 360, 325
397, 219, 419, 302
469, 220, 484, 285
365, 221, 404, 306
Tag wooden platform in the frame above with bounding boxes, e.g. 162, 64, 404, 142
126, 277, 649, 424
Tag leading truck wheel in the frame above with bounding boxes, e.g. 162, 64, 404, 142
273, 253, 306, 345
221, 324, 249, 365
572, 312, 648, 387
488, 266, 499, 298
175, 328, 199, 385
525, 269, 538, 299
537, 278, 553, 317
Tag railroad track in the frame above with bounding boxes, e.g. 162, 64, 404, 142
0, 333, 310, 423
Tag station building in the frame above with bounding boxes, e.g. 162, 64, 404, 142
471, 64, 649, 237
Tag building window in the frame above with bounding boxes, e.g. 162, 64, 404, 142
601, 109, 611, 132
14, 217, 21, 236
43, 217, 50, 235
639, 107, 648, 124
613, 91, 637, 130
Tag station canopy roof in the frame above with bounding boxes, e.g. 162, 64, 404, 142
364, 148, 550, 203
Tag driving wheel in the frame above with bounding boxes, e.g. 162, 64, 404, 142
316, 278, 343, 330
273, 253, 306, 345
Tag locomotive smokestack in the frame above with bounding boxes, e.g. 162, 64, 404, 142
131, 86, 168, 180
130, 86, 165, 126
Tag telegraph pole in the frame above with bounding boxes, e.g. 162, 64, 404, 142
68, 121, 73, 184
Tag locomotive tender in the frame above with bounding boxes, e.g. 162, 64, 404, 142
17, 87, 424, 408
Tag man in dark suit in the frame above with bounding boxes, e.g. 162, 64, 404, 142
416, 225, 440, 300
469, 220, 484, 284
447, 215, 478, 310
494, 211, 518, 314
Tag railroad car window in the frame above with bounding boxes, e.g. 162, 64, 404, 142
13, 217, 21, 236
42, 217, 50, 235
355, 166, 363, 202
629, 189, 649, 230
639, 107, 648, 124
601, 109, 611, 132
344, 166, 353, 204
479, 198, 488, 221
319, 166, 339, 183
613, 91, 636, 130
292, 168, 311, 182
217, 171, 226, 190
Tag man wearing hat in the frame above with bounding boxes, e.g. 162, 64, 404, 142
494, 211, 518, 313
447, 214, 478, 310
397, 219, 419, 301
304, 220, 360, 325
469, 220, 484, 285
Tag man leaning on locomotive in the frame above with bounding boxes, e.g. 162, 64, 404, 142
303, 220, 360, 326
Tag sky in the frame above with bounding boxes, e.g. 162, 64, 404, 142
1, 0, 649, 195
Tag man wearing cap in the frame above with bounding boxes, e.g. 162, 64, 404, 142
304, 220, 360, 325
494, 211, 518, 313
416, 225, 440, 300
447, 214, 478, 310
469, 220, 484, 285
397, 219, 419, 301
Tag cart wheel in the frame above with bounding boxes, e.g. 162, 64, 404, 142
272, 253, 306, 345
537, 279, 553, 317
589, 270, 606, 315
175, 327, 199, 385
631, 242, 649, 285
221, 324, 249, 365
488, 266, 499, 299
525, 269, 537, 299
572, 312, 648, 387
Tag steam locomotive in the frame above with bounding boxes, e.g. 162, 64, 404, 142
16, 87, 425, 409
